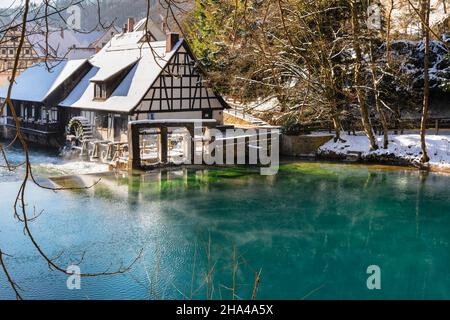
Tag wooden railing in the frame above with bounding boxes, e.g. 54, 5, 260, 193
4, 117, 62, 133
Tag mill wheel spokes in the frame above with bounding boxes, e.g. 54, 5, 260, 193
68, 117, 93, 146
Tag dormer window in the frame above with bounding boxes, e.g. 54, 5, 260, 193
90, 59, 139, 102
94, 83, 107, 100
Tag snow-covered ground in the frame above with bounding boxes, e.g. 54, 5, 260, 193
380, 0, 449, 35
318, 133, 450, 170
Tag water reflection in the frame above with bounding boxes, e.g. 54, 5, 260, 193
2, 160, 450, 299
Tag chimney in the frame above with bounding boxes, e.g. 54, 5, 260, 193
127, 17, 135, 33
166, 32, 179, 52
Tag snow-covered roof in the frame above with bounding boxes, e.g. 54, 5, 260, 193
28, 30, 80, 59
27, 28, 107, 59
90, 25, 121, 48
60, 31, 183, 112
1, 27, 201, 113
0, 59, 87, 103
133, 18, 166, 41
89, 56, 140, 82
45, 60, 88, 98
67, 48, 96, 60
72, 30, 105, 47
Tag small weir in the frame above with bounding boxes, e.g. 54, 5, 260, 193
61, 119, 281, 172
61, 140, 128, 165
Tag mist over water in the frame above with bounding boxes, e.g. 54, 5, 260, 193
0, 142, 109, 182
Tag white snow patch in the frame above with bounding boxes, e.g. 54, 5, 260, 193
381, 0, 449, 35
227, 97, 281, 112
319, 133, 450, 169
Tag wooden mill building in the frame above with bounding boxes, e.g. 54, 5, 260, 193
0, 18, 228, 147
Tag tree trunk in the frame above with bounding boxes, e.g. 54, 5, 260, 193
386, 0, 395, 64
331, 104, 343, 142
350, 0, 378, 150
420, 0, 431, 163
369, 43, 389, 149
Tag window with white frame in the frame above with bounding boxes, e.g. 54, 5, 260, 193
41, 107, 48, 122
81, 111, 94, 124
49, 107, 58, 122
94, 83, 107, 100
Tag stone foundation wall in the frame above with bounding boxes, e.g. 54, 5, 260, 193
1, 126, 62, 148
223, 112, 254, 127
281, 134, 333, 157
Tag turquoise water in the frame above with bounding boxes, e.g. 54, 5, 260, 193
1, 147, 450, 300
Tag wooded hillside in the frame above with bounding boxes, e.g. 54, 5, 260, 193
186, 0, 449, 161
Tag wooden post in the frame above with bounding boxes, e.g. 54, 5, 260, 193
435, 120, 440, 135
156, 131, 161, 160
128, 122, 141, 170
188, 126, 195, 165
160, 126, 168, 164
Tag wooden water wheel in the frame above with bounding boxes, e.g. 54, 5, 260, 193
67, 117, 93, 146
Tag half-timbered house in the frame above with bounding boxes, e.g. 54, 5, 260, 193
0, 19, 228, 147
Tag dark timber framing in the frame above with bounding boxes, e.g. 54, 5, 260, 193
1, 37, 229, 148
132, 42, 228, 115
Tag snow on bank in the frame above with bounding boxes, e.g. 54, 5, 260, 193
318, 133, 450, 170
